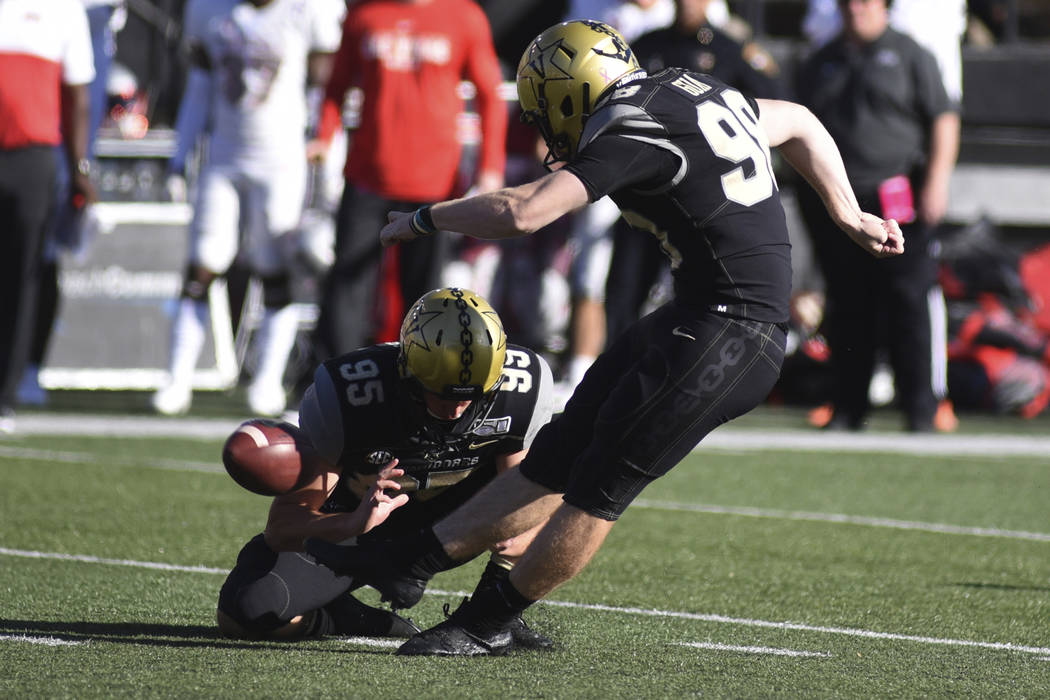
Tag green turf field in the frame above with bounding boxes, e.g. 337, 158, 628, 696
1, 404, 1048, 698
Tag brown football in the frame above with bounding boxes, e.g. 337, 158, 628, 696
222, 419, 314, 496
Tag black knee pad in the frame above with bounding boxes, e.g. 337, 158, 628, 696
260, 273, 292, 309
217, 536, 285, 632
217, 534, 353, 632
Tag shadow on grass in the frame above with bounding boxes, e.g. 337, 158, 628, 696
947, 581, 1050, 593
0, 618, 393, 654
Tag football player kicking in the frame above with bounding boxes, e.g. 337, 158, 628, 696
305, 20, 904, 656
216, 288, 557, 646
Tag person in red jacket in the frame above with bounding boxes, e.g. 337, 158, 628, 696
307, 0, 508, 360
0, 0, 97, 433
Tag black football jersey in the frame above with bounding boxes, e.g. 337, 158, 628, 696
565, 68, 792, 323
297, 342, 554, 519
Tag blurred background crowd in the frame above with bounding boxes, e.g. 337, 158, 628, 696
3, 0, 1050, 433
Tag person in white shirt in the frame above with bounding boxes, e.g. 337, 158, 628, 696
153, 0, 344, 417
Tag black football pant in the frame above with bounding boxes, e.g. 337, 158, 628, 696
521, 301, 786, 520
313, 185, 450, 360
0, 147, 56, 412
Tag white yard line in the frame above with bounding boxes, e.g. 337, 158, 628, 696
675, 641, 831, 658
336, 637, 401, 649
0, 444, 220, 473
539, 599, 1050, 657
632, 499, 1050, 542
1, 547, 1048, 658
702, 430, 1050, 457
5, 413, 1050, 458
0, 634, 86, 647
2, 414, 243, 439
0, 548, 226, 574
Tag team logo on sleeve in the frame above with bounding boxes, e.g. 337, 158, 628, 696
473, 416, 511, 437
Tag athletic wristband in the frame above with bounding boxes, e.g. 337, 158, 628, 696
409, 205, 439, 238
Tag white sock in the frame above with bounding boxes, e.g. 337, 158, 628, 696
252, 304, 301, 389
168, 298, 208, 387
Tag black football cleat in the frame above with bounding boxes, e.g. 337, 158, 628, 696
508, 616, 553, 650
395, 599, 513, 657
367, 569, 429, 611
305, 538, 427, 610
324, 593, 421, 638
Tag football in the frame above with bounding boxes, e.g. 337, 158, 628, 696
222, 419, 316, 496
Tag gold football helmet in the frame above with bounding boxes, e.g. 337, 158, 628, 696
516, 20, 643, 165
398, 288, 507, 400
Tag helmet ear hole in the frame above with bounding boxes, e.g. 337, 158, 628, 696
559, 95, 574, 118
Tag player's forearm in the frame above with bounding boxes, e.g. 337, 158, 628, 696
264, 507, 366, 552
429, 188, 535, 239
430, 170, 588, 239
771, 104, 864, 236
60, 83, 91, 167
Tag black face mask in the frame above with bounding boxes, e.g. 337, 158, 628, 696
399, 377, 501, 444
521, 109, 570, 170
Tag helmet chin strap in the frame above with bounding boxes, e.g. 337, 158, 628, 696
401, 373, 503, 441
402, 384, 493, 442
445, 391, 498, 436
